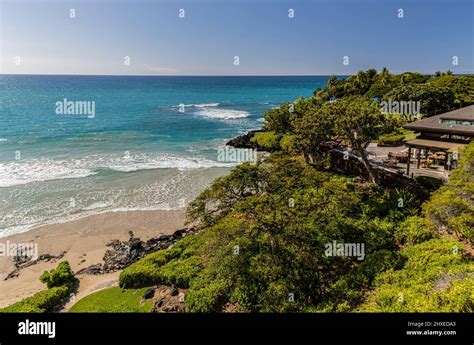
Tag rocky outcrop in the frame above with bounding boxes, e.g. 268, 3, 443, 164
143, 287, 155, 299
4, 251, 67, 281
151, 285, 187, 313
225, 129, 265, 150
76, 228, 197, 275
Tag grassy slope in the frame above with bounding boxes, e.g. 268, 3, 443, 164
69, 287, 153, 313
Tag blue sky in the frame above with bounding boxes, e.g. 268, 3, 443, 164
0, 0, 472, 75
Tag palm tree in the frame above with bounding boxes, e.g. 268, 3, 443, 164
379, 67, 390, 86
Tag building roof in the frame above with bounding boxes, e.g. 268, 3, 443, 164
404, 105, 474, 137
405, 138, 467, 152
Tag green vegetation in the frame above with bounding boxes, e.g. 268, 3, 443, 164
111, 70, 472, 313
0, 286, 71, 313
120, 234, 203, 288
120, 155, 423, 312
69, 287, 154, 313
423, 144, 474, 242
359, 238, 473, 312
395, 216, 438, 246
413, 175, 444, 191
311, 68, 472, 114
4, 69, 471, 314
378, 133, 405, 146
383, 84, 454, 116
0, 261, 75, 313
428, 74, 474, 108
40, 261, 75, 289
250, 131, 281, 151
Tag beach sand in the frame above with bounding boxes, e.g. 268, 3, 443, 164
0, 209, 186, 308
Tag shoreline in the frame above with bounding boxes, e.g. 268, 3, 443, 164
0, 209, 186, 308
0, 131, 258, 309
0, 205, 187, 240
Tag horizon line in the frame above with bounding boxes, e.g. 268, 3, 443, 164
1, 72, 471, 77
0, 73, 352, 77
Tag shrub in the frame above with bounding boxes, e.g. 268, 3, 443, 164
414, 175, 444, 190
40, 261, 75, 289
157, 256, 203, 288
279, 134, 298, 153
119, 255, 164, 288
250, 131, 281, 151
378, 133, 405, 146
396, 216, 438, 245
186, 274, 231, 312
359, 238, 473, 312
1, 261, 76, 313
0, 286, 70, 313
120, 235, 204, 288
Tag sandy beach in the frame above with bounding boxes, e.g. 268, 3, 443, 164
0, 209, 186, 308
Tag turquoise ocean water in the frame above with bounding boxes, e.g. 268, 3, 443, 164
0, 75, 328, 236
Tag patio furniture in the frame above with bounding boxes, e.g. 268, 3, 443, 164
388, 152, 408, 163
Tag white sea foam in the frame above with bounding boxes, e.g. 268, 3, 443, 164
196, 108, 250, 119
173, 102, 220, 108
0, 166, 230, 238
0, 153, 233, 188
99, 153, 233, 172
0, 138, 8, 142
0, 159, 96, 188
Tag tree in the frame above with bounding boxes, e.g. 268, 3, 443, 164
383, 83, 455, 115
293, 105, 333, 164
379, 67, 390, 86
428, 75, 474, 108
186, 156, 402, 312
326, 96, 389, 185
262, 102, 294, 134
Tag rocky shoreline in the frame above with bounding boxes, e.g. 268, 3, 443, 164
225, 129, 266, 150
3, 226, 197, 281
76, 228, 198, 276
4, 251, 67, 281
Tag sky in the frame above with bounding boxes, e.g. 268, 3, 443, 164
0, 0, 473, 76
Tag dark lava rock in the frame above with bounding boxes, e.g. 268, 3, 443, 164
5, 250, 67, 281
225, 130, 264, 150
170, 285, 179, 296
75, 264, 103, 275
143, 288, 155, 300
76, 228, 198, 275
155, 297, 165, 308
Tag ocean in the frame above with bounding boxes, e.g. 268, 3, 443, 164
0, 75, 329, 237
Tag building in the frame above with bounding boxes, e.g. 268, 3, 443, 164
403, 105, 474, 175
